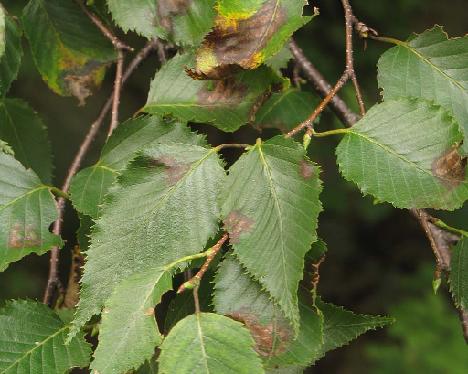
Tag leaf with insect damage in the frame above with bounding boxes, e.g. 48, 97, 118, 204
107, 0, 216, 46
144, 53, 279, 132
22, 0, 116, 105
220, 136, 322, 332
449, 238, 468, 310
0, 148, 62, 272
336, 98, 468, 210
0, 99, 53, 183
158, 313, 264, 374
192, 0, 315, 79
0, 300, 91, 374
91, 268, 172, 374
70, 141, 225, 340
0, 9, 22, 97
215, 256, 324, 369
70, 116, 205, 218
378, 26, 468, 154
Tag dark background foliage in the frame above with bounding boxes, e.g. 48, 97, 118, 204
0, 0, 466, 372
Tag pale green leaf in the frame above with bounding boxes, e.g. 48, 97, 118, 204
0, 151, 61, 272
265, 44, 293, 74
107, 0, 216, 46
69, 116, 204, 218
0, 12, 22, 97
195, 0, 313, 79
449, 238, 468, 310
71, 142, 225, 338
0, 99, 53, 183
0, 300, 91, 374
91, 269, 172, 374
254, 89, 320, 133
336, 98, 468, 210
158, 313, 264, 374
315, 300, 394, 360
378, 26, 468, 154
221, 136, 322, 331
22, 0, 116, 104
144, 53, 278, 132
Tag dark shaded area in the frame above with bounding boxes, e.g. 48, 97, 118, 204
0, 0, 467, 373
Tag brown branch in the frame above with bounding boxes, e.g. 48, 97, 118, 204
177, 233, 229, 294
108, 49, 124, 137
287, 0, 366, 137
43, 40, 160, 305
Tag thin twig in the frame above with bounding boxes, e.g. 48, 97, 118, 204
193, 287, 201, 314
287, 0, 366, 137
76, 0, 132, 51
43, 41, 160, 305
177, 233, 229, 294
108, 49, 124, 137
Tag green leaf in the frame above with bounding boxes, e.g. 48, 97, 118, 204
91, 269, 172, 374
0, 5, 4, 58
265, 44, 293, 74
215, 256, 324, 367
315, 300, 393, 360
0, 99, 53, 183
0, 300, 91, 373
107, 0, 216, 46
0, 12, 23, 97
71, 142, 225, 339
254, 89, 319, 133
0, 151, 62, 272
194, 0, 313, 79
449, 238, 468, 310
378, 26, 468, 154
144, 53, 278, 132
22, 0, 116, 104
158, 313, 264, 374
336, 98, 468, 210
69, 116, 204, 218
221, 136, 322, 331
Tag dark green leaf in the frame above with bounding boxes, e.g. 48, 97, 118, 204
158, 313, 264, 374
144, 53, 278, 132
0, 300, 91, 373
336, 98, 468, 210
0, 150, 61, 271
450, 238, 468, 310
0, 98, 52, 183
0, 12, 22, 97
22, 0, 116, 104
378, 26, 468, 154
221, 136, 322, 330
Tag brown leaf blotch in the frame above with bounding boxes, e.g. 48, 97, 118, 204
431, 147, 467, 188
8, 223, 41, 249
229, 312, 292, 357
144, 307, 155, 316
300, 160, 315, 179
150, 156, 190, 185
197, 79, 247, 106
223, 211, 254, 244
157, 0, 192, 31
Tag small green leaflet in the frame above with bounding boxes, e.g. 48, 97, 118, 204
194, 0, 314, 79
378, 26, 468, 154
336, 98, 468, 210
69, 116, 204, 218
0, 99, 53, 183
0, 150, 61, 272
144, 53, 279, 132
0, 300, 91, 374
107, 0, 216, 46
22, 0, 116, 104
0, 12, 22, 97
449, 238, 468, 310
220, 136, 322, 332
70, 141, 225, 339
158, 313, 264, 374
91, 269, 172, 374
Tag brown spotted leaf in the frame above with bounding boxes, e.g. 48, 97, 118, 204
22, 0, 116, 104
220, 136, 322, 332
107, 0, 216, 46
144, 53, 279, 132
336, 98, 468, 210
0, 147, 62, 272
194, 0, 313, 79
